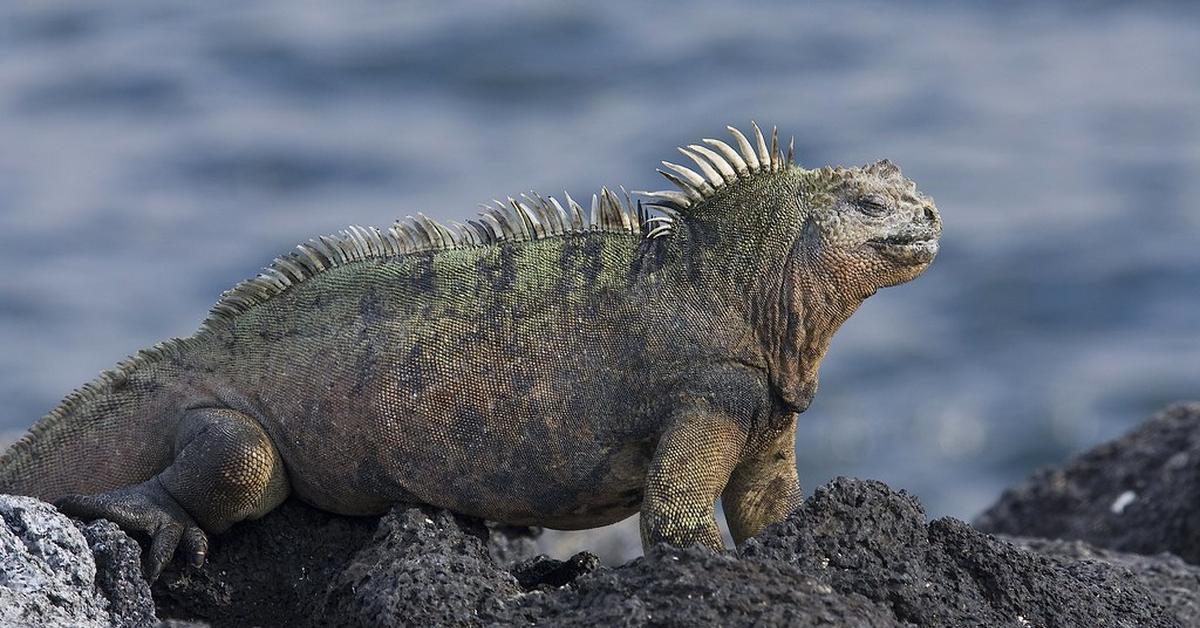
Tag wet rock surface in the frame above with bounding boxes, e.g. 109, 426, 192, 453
6, 403, 1200, 626
977, 402, 1200, 563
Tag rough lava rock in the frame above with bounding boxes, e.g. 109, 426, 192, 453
977, 402, 1200, 563
1005, 537, 1200, 625
149, 479, 1194, 627
77, 519, 158, 627
150, 498, 381, 626
4, 480, 1199, 627
0, 494, 153, 627
498, 542, 900, 627
312, 507, 527, 626
739, 480, 1184, 627
8, 403, 1200, 626
148, 499, 540, 626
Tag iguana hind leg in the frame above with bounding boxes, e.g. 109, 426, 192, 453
56, 407, 289, 580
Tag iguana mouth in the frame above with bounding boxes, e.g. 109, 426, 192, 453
867, 232, 939, 264
869, 233, 927, 246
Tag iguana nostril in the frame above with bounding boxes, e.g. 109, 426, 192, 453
923, 206, 937, 222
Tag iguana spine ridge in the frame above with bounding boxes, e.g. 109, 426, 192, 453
201, 186, 648, 335
637, 121, 793, 218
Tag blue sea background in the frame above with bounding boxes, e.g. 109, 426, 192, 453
1, 2, 1197, 561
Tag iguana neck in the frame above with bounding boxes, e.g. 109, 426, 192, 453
751, 230, 867, 415
640, 208, 864, 417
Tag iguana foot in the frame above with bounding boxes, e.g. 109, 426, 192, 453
57, 408, 289, 581
56, 477, 208, 581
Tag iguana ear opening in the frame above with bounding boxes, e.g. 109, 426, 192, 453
798, 218, 822, 249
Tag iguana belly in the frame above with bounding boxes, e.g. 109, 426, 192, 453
273, 402, 660, 529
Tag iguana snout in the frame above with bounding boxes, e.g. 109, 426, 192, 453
866, 216, 940, 266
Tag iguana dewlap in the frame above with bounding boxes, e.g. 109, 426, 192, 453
0, 123, 940, 580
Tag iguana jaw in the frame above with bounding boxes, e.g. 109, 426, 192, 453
866, 229, 939, 265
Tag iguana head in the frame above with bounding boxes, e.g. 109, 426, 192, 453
640, 123, 940, 299
799, 159, 941, 296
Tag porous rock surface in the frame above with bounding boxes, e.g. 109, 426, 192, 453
1004, 537, 1200, 625
4, 479, 1196, 627
150, 498, 379, 626
977, 402, 1200, 563
0, 495, 154, 627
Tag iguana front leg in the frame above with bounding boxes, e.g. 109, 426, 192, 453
639, 401, 749, 551
56, 407, 290, 579
721, 419, 802, 545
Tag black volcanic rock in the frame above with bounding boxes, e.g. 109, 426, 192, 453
977, 402, 1200, 563
497, 543, 901, 628
8, 404, 1200, 626
1003, 537, 1200, 626
147, 478, 1189, 627
149, 498, 379, 626
145, 499, 541, 627
3, 479, 1196, 627
739, 479, 1181, 628
78, 519, 157, 627
312, 507, 528, 627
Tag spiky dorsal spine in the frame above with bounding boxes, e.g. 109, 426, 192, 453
0, 333, 196, 477
635, 122, 795, 239
198, 187, 646, 335
0, 186, 651, 471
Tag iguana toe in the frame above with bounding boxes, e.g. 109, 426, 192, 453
144, 521, 184, 580
181, 525, 208, 568
55, 477, 207, 580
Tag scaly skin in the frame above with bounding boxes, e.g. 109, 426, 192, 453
0, 123, 940, 579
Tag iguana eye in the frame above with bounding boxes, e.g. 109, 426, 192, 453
855, 195, 890, 217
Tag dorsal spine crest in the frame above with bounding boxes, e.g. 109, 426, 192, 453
198, 186, 648, 337
632, 122, 797, 240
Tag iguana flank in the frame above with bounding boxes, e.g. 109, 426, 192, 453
0, 123, 941, 579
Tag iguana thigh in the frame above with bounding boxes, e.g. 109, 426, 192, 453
57, 407, 289, 579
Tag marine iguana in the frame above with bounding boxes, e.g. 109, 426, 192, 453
0, 123, 941, 580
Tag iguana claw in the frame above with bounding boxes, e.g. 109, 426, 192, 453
56, 477, 209, 581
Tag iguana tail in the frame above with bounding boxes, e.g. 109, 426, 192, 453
0, 345, 182, 500
2, 340, 291, 580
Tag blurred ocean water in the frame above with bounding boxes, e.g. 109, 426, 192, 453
0, 2, 1198, 562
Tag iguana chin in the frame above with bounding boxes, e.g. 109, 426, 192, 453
0, 123, 940, 580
